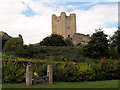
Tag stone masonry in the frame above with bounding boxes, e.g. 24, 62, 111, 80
52, 12, 76, 39
71, 33, 90, 45
52, 12, 90, 45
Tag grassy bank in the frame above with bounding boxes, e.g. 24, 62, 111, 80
3, 46, 89, 62
2, 80, 118, 88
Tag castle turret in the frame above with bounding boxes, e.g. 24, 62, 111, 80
70, 13, 76, 37
52, 14, 57, 34
60, 12, 66, 38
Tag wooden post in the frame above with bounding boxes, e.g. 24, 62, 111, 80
26, 64, 32, 86
47, 65, 53, 85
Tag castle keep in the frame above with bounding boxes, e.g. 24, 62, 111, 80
52, 12, 76, 39
52, 12, 90, 45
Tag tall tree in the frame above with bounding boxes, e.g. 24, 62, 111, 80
84, 29, 109, 58
110, 29, 120, 54
40, 34, 66, 46
4, 35, 23, 52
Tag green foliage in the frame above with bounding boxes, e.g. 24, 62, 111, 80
4, 36, 23, 52
109, 30, 120, 55
2, 58, 120, 83
2, 33, 11, 49
2, 60, 26, 83
84, 29, 109, 58
71, 63, 95, 81
53, 61, 95, 82
64, 38, 74, 46
108, 48, 119, 59
97, 57, 120, 80
53, 61, 74, 82
40, 34, 66, 46
86, 60, 104, 80
12, 45, 85, 62
32, 63, 47, 76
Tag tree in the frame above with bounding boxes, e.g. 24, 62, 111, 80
4, 35, 23, 52
64, 38, 74, 46
110, 30, 120, 54
84, 29, 109, 58
40, 34, 66, 46
1, 32, 11, 49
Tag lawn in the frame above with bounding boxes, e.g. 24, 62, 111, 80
2, 80, 119, 88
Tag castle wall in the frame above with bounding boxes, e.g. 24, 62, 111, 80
71, 33, 90, 45
52, 12, 76, 39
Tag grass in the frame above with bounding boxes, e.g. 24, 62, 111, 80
2, 80, 118, 88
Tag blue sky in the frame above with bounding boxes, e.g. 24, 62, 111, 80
22, 2, 118, 29
23, 2, 118, 16
0, 0, 118, 44
22, 5, 35, 17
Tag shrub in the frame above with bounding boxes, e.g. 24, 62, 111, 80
32, 63, 47, 76
71, 63, 95, 81
32, 60, 56, 77
87, 61, 105, 80
53, 61, 74, 82
64, 38, 74, 46
97, 57, 120, 80
108, 48, 119, 59
53, 61, 95, 82
2, 60, 26, 83
9, 46, 85, 62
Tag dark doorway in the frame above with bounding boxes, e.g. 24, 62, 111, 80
68, 35, 70, 38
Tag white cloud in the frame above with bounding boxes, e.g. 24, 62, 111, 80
0, 0, 118, 44
104, 28, 118, 37
38, 0, 119, 2
74, 4, 118, 35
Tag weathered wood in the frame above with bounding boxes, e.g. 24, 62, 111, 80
26, 64, 53, 85
47, 65, 53, 85
32, 76, 48, 84
26, 64, 32, 86
33, 76, 48, 82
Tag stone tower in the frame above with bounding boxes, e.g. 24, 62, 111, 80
52, 12, 76, 39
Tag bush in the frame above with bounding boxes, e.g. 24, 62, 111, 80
2, 60, 26, 83
108, 48, 119, 59
97, 57, 120, 80
53, 61, 95, 82
10, 46, 85, 62
71, 63, 95, 81
2, 58, 120, 83
64, 38, 74, 46
32, 63, 47, 76
53, 61, 74, 82
86, 61, 105, 80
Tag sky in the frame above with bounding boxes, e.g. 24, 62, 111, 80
0, 0, 119, 45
